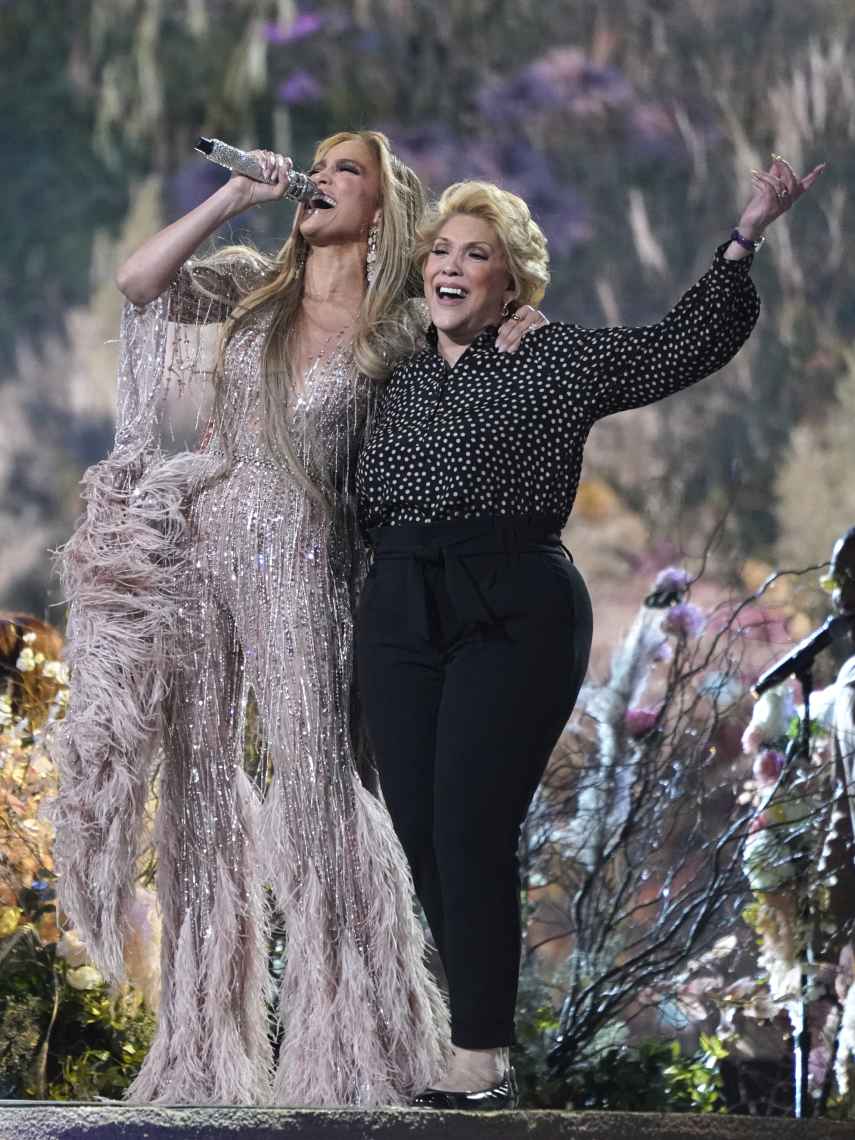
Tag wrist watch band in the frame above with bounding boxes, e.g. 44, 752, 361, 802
730, 228, 765, 253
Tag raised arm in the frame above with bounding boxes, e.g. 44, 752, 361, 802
115, 150, 295, 306
581, 245, 760, 418
581, 154, 826, 419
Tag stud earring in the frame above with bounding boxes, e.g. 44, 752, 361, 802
366, 223, 379, 285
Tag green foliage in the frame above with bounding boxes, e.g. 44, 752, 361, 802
533, 1036, 727, 1112
786, 713, 828, 743
511, 971, 565, 1107
662, 1033, 728, 1114
512, 970, 728, 1111
0, 928, 154, 1101
0, 993, 41, 1099
45, 986, 155, 1102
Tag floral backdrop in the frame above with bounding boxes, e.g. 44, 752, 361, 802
1, 0, 854, 1114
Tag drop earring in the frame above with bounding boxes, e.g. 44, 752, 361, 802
366, 223, 379, 285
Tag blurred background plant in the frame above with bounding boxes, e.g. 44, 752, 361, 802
511, 558, 855, 1115
1, 569, 853, 1110
0, 614, 156, 1099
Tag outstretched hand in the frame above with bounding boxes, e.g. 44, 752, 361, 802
738, 154, 826, 237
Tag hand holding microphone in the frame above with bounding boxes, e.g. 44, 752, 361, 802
195, 137, 332, 209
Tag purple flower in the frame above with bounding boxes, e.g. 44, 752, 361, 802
752, 749, 785, 787
652, 638, 674, 665
625, 707, 660, 739
644, 566, 691, 609
388, 126, 588, 254
388, 124, 501, 193
653, 566, 690, 596
264, 12, 324, 44
277, 70, 322, 105
478, 47, 632, 123
661, 602, 705, 639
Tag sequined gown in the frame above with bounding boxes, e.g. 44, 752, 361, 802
51, 259, 447, 1106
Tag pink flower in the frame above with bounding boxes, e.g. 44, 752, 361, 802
625, 706, 660, 738
748, 810, 770, 835
661, 602, 705, 639
752, 749, 786, 788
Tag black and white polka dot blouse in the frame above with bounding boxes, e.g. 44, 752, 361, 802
356, 244, 760, 532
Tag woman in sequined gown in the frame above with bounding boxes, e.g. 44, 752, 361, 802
51, 132, 449, 1107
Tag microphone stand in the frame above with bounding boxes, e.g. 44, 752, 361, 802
786, 663, 814, 1119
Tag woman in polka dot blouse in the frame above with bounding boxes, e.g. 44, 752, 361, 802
355, 157, 825, 1110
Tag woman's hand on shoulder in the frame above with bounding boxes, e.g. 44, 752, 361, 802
228, 150, 296, 208
737, 154, 827, 239
496, 304, 550, 354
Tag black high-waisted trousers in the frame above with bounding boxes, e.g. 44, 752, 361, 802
355, 516, 593, 1048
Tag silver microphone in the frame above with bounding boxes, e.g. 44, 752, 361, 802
194, 137, 322, 204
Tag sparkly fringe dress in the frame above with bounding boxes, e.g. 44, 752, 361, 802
50, 260, 447, 1106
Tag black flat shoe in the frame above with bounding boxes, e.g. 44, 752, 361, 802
412, 1067, 518, 1110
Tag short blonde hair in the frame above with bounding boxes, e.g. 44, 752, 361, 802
415, 181, 550, 308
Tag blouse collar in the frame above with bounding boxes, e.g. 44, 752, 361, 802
425, 323, 500, 358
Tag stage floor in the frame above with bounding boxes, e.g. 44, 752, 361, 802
0, 1104, 853, 1140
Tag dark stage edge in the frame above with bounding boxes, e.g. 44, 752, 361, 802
1, 1104, 854, 1140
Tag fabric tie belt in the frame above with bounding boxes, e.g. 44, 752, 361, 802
366, 515, 570, 641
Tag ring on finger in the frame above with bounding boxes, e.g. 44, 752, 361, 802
511, 313, 524, 322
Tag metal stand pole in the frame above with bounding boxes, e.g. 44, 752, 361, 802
790, 666, 813, 1119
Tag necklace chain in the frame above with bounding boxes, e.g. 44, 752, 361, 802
294, 304, 356, 374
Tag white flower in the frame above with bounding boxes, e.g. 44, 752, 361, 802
0, 694, 12, 727
15, 647, 36, 673
800, 683, 839, 731
66, 965, 103, 990
742, 687, 796, 752
835, 980, 855, 1096
41, 660, 69, 684
22, 632, 36, 645
709, 934, 738, 958
124, 887, 162, 1012
56, 929, 91, 969
743, 829, 797, 892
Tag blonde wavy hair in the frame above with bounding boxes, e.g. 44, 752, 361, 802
414, 181, 550, 309
198, 130, 425, 503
